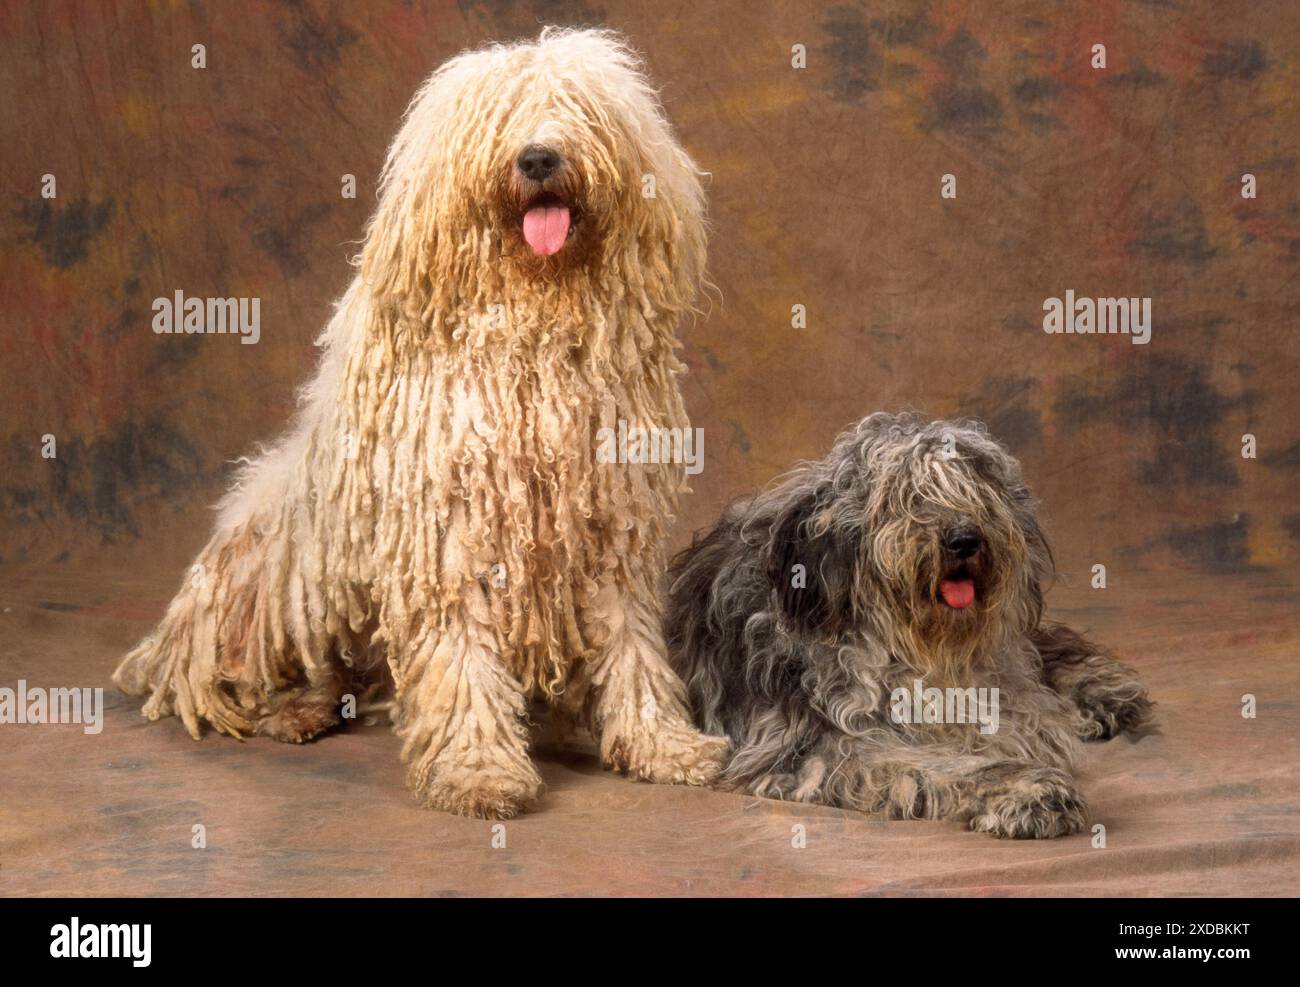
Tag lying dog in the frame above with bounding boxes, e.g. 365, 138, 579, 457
667, 413, 1151, 838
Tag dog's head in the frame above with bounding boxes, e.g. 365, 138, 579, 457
760, 413, 1052, 678
362, 28, 706, 311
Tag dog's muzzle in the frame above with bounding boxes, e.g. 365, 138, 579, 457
938, 525, 983, 610
516, 144, 573, 256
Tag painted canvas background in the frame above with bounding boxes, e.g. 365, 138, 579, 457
3, 0, 1297, 576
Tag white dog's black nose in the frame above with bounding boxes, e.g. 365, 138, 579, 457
945, 527, 982, 559
517, 145, 561, 182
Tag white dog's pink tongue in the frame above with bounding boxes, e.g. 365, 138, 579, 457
940, 578, 976, 609
523, 204, 570, 255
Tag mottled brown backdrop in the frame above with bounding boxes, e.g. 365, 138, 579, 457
4, 0, 1298, 576
2, 1, 1297, 896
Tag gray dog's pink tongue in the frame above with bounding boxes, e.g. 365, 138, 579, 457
939, 578, 975, 609
523, 204, 570, 255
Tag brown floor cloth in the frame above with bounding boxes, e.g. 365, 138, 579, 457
1, 561, 1296, 897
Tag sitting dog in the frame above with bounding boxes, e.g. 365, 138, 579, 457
667, 413, 1151, 838
113, 29, 728, 818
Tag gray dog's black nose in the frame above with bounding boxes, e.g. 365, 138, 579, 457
945, 527, 982, 559
517, 145, 561, 182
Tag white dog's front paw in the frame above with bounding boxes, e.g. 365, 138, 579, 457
409, 761, 544, 820
601, 717, 730, 787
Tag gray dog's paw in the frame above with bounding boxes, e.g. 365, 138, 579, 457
968, 765, 1087, 839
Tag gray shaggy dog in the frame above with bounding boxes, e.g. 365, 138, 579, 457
667, 413, 1152, 838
